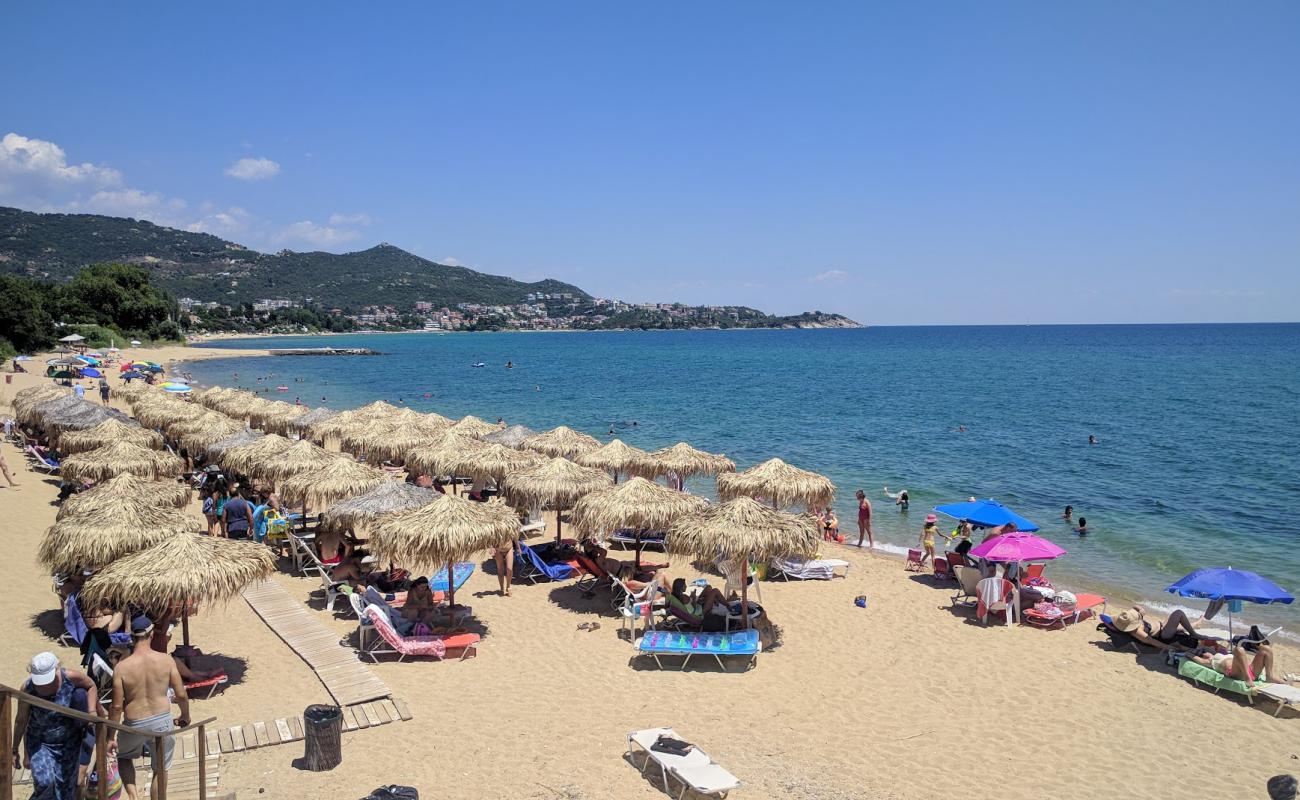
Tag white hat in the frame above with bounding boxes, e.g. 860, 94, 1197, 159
28, 652, 58, 686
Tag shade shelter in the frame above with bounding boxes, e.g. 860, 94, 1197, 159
645, 442, 736, 487
22, 394, 90, 426
403, 432, 484, 492
43, 403, 132, 435
276, 459, 389, 510
1166, 567, 1294, 641
80, 532, 275, 648
58, 418, 162, 454
289, 406, 338, 439
668, 497, 819, 628
205, 429, 265, 460
56, 473, 192, 520
60, 440, 184, 483
39, 506, 202, 574
521, 425, 602, 459
12, 384, 67, 420
221, 433, 295, 476
254, 439, 342, 485
933, 499, 1040, 532
446, 415, 504, 438
369, 493, 519, 608
502, 457, 613, 542
309, 401, 403, 441
571, 476, 706, 568
716, 457, 836, 510
576, 438, 653, 483
170, 415, 245, 453
448, 440, 543, 486
341, 418, 448, 464
321, 481, 440, 535
482, 424, 537, 449
967, 532, 1065, 562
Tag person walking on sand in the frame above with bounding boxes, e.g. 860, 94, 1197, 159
110, 618, 189, 800
98, 379, 110, 405
493, 534, 515, 597
918, 514, 940, 566
855, 490, 873, 548
0, 448, 19, 489
12, 652, 100, 800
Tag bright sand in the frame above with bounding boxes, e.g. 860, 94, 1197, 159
2, 344, 1297, 800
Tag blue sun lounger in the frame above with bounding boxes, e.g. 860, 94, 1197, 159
430, 562, 475, 593
516, 542, 578, 584
635, 629, 761, 672
59, 594, 132, 649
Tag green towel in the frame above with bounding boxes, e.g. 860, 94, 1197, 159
1177, 658, 1263, 696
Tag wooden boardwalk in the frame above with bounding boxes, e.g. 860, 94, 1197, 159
201, 697, 411, 756
12, 736, 220, 800
241, 578, 391, 707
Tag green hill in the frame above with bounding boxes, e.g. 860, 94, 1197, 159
0, 206, 588, 311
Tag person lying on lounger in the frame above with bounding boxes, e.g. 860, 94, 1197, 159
580, 540, 667, 582
1191, 643, 1278, 684
667, 578, 730, 632
1112, 606, 1204, 651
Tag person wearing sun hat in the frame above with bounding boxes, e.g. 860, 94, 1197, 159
12, 651, 100, 799
917, 513, 941, 567
1112, 605, 1204, 652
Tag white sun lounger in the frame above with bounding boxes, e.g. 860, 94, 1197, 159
769, 556, 850, 580
626, 727, 741, 799
1257, 684, 1300, 717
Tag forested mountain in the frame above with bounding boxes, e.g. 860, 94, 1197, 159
0, 207, 587, 311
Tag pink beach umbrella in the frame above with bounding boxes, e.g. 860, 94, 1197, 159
968, 532, 1066, 563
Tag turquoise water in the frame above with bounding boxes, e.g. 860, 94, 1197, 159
187, 325, 1300, 627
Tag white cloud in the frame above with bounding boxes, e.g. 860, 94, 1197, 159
185, 207, 252, 237
0, 132, 122, 201
224, 157, 280, 181
274, 220, 361, 249
439, 256, 463, 266
328, 212, 371, 226
810, 270, 849, 283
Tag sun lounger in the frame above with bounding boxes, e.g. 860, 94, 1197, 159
635, 629, 761, 672
905, 549, 925, 572
626, 727, 742, 798
519, 507, 546, 535
298, 546, 346, 611
361, 604, 480, 662
1096, 614, 1159, 654
769, 556, 850, 581
429, 562, 474, 594
26, 446, 59, 473
609, 528, 667, 551
1176, 658, 1265, 702
59, 594, 132, 649
185, 672, 229, 700
574, 553, 616, 594
515, 542, 578, 584
1256, 684, 1300, 717
1022, 593, 1107, 629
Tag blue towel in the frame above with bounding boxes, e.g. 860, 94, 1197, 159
639, 629, 760, 655
518, 543, 576, 581
64, 595, 131, 647
429, 562, 475, 593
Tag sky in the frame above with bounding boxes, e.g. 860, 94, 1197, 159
2, 2, 1298, 324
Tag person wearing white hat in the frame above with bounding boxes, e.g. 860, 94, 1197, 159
12, 651, 100, 799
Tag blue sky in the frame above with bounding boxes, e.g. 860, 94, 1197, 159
3, 2, 1297, 324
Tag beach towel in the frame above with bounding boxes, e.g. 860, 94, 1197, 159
64, 595, 131, 649
518, 542, 577, 581
429, 562, 475, 593
976, 577, 1014, 620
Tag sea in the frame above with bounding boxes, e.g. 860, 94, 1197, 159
186, 324, 1300, 632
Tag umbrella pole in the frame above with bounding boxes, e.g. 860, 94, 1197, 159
634, 529, 644, 573
741, 556, 751, 630
555, 512, 563, 544
447, 559, 455, 610
182, 601, 191, 650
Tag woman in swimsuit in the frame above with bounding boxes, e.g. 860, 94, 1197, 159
918, 514, 939, 566
401, 577, 438, 624
1112, 606, 1203, 651
492, 535, 515, 597
855, 490, 874, 548
1193, 643, 1276, 683
884, 486, 909, 511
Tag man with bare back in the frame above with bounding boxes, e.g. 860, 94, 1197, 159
109, 617, 189, 800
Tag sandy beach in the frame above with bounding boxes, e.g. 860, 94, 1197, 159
3, 346, 1297, 800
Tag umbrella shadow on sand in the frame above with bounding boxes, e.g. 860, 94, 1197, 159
30, 609, 65, 640
546, 584, 621, 621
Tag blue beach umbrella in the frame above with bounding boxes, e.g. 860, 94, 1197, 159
81, 368, 103, 378
121, 371, 145, 380
161, 382, 192, 393
933, 498, 1040, 532
1166, 567, 1293, 640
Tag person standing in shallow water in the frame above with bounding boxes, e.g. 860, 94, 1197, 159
855, 490, 873, 548
883, 486, 908, 511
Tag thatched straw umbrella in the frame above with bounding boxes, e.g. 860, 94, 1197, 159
369, 494, 518, 608
645, 442, 736, 487
44, 403, 133, 435
521, 425, 602, 459
221, 433, 295, 475
308, 401, 400, 441
23, 394, 90, 426
59, 418, 162, 454
339, 417, 448, 463
576, 438, 652, 483
132, 397, 205, 430
571, 476, 706, 568
110, 380, 152, 401
255, 439, 342, 485
257, 402, 309, 434
171, 415, 245, 453
276, 459, 388, 509
716, 457, 836, 510
289, 406, 337, 438
668, 497, 820, 628
80, 533, 275, 647
39, 506, 203, 573
446, 415, 504, 438
404, 432, 481, 490
60, 440, 184, 483
57, 473, 192, 520
206, 428, 265, 460
12, 384, 67, 419
502, 457, 613, 542
322, 481, 440, 535
208, 390, 259, 420
482, 424, 536, 449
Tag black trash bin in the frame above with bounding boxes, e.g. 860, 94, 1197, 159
303, 704, 342, 771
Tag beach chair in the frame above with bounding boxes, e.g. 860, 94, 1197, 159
1023, 563, 1045, 581
635, 629, 761, 672
609, 528, 667, 552
298, 547, 345, 611
184, 672, 229, 700
361, 605, 479, 663
287, 530, 319, 575
1256, 684, 1300, 718
976, 577, 1016, 626
769, 556, 850, 581
951, 566, 980, 608
720, 560, 762, 604
626, 727, 742, 798
1022, 593, 1107, 629
59, 594, 132, 649
1095, 614, 1158, 654
613, 577, 661, 638
519, 506, 545, 536
1176, 658, 1265, 703
348, 591, 377, 651
26, 446, 59, 473
905, 549, 925, 572
574, 553, 616, 594
515, 542, 578, 584
932, 554, 952, 581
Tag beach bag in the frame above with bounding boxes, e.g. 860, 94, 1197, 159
86, 756, 124, 800
362, 786, 418, 800
411, 623, 432, 637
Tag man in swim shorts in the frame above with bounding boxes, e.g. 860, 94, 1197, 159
110, 618, 189, 800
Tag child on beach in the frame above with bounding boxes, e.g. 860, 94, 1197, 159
918, 514, 940, 566
202, 487, 223, 536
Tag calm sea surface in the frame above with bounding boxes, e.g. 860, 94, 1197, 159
189, 324, 1300, 628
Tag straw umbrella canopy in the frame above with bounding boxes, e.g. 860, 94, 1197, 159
205, 428, 265, 460
59, 418, 163, 454
668, 497, 820, 628
576, 438, 653, 483
208, 390, 259, 420
644, 442, 736, 485
23, 394, 90, 426
321, 480, 440, 535
276, 459, 389, 509
245, 397, 294, 428
57, 473, 192, 520
13, 384, 67, 419
132, 397, 205, 430
220, 433, 295, 475
369, 494, 519, 608
39, 506, 203, 573
571, 476, 707, 567
257, 402, 309, 434
171, 415, 245, 452
80, 533, 275, 648
254, 439, 343, 485
521, 425, 602, 459
289, 406, 337, 438
61, 440, 184, 483
502, 457, 613, 542
482, 424, 536, 449
109, 380, 151, 401
449, 440, 544, 485
44, 402, 132, 434
193, 386, 230, 409
309, 401, 400, 440
340, 417, 448, 463
446, 415, 504, 438
716, 457, 836, 510
404, 432, 482, 484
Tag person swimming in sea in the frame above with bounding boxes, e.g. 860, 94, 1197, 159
1063, 505, 1073, 521
1088, 434, 1098, 445
505, 361, 514, 369
1075, 516, 1089, 535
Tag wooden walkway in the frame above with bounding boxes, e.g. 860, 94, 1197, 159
12, 737, 220, 800
241, 578, 391, 706
202, 697, 411, 756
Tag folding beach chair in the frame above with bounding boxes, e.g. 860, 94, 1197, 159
515, 542, 578, 584
951, 566, 980, 609
26, 446, 59, 473
361, 605, 479, 663
626, 727, 742, 798
905, 549, 926, 572
932, 554, 952, 581
769, 556, 850, 581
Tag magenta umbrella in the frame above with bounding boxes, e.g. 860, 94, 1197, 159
968, 532, 1066, 562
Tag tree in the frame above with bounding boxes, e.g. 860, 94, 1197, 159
0, 274, 57, 354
